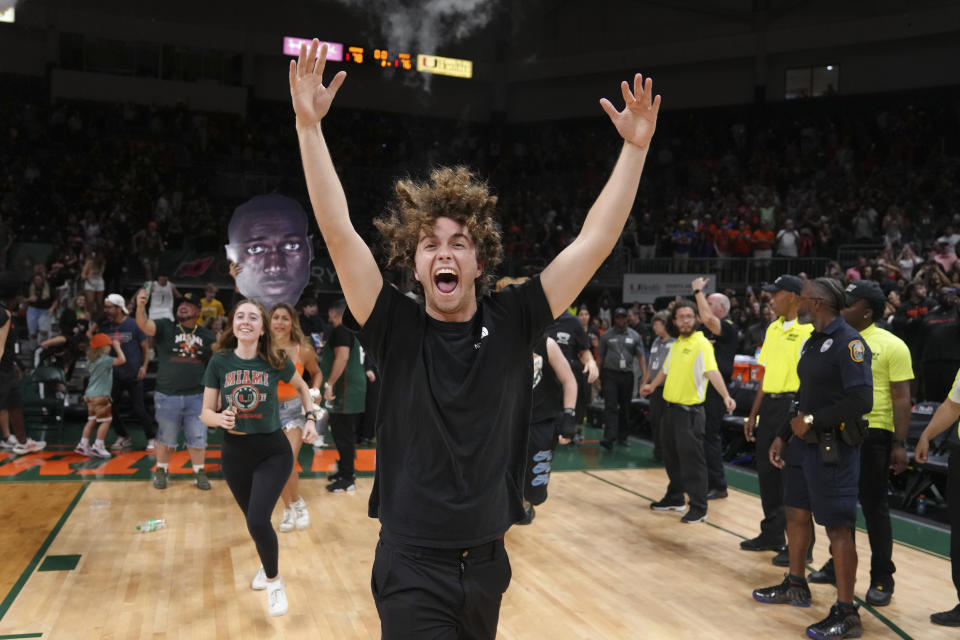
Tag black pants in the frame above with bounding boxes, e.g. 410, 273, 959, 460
601, 370, 633, 445
704, 385, 728, 492
110, 376, 157, 439
755, 395, 792, 543
330, 412, 359, 477
525, 418, 558, 506
221, 430, 293, 580
373, 532, 511, 640
949, 448, 960, 602
858, 428, 896, 583
649, 387, 665, 458
661, 402, 707, 510
573, 361, 590, 425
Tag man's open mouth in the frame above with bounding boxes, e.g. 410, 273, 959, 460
434, 268, 459, 294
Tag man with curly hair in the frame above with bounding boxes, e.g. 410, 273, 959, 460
290, 40, 661, 638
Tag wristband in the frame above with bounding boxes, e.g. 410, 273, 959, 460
305, 411, 317, 421
693, 289, 702, 295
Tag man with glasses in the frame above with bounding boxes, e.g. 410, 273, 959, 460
226, 195, 313, 308
753, 277, 873, 640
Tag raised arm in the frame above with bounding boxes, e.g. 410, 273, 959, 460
540, 75, 661, 317
290, 40, 381, 326
134, 288, 157, 337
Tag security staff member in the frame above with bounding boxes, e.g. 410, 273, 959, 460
915, 367, 960, 627
598, 307, 646, 449
691, 277, 739, 499
753, 277, 872, 640
639, 300, 735, 524
807, 280, 912, 606
546, 309, 600, 439
741, 275, 813, 563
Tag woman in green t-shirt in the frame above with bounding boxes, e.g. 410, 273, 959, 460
201, 299, 318, 617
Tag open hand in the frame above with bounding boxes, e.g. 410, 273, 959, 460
599, 74, 661, 151
289, 40, 347, 129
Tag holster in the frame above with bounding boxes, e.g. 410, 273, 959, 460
838, 418, 867, 446
819, 429, 840, 465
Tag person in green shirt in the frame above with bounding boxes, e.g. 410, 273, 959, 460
200, 299, 318, 617
75, 333, 125, 458
135, 289, 217, 490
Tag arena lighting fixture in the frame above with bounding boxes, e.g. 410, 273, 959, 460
0, 7, 15, 23
826, 65, 834, 71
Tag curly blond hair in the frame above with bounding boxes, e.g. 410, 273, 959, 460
374, 166, 503, 295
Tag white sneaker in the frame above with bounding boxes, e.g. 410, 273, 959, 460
278, 507, 295, 533
0, 435, 17, 450
12, 438, 46, 454
251, 565, 267, 590
267, 578, 288, 617
110, 436, 132, 450
292, 497, 310, 530
90, 442, 112, 458
73, 441, 92, 456
145, 438, 156, 452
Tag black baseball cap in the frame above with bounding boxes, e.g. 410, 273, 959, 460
175, 292, 202, 309
762, 275, 803, 295
613, 307, 628, 317
845, 280, 886, 303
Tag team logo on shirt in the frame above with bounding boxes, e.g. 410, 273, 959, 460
820, 338, 834, 353
848, 340, 865, 363
474, 326, 490, 350
231, 385, 262, 411
532, 352, 544, 388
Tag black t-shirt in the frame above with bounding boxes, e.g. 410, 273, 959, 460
546, 311, 588, 365
346, 277, 553, 547
300, 314, 328, 349
531, 335, 563, 424
920, 307, 960, 363
703, 318, 739, 380
0, 306, 16, 372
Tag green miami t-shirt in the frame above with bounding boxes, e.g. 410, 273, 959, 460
153, 319, 216, 396
202, 350, 296, 434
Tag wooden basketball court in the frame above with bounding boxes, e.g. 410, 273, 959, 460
0, 450, 954, 639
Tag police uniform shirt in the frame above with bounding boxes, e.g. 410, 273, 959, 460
345, 277, 553, 548
662, 331, 718, 405
797, 316, 873, 419
531, 335, 563, 424
860, 324, 913, 432
703, 318, 739, 381
648, 335, 675, 379
546, 311, 589, 365
758, 317, 814, 394
598, 326, 643, 372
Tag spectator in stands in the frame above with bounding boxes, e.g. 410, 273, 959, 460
938, 224, 960, 253
918, 286, 960, 401
132, 221, 164, 281
199, 283, 225, 325
24, 271, 57, 341
776, 219, 800, 258
297, 297, 327, 349
751, 220, 775, 267
147, 274, 181, 322
81, 247, 106, 314
934, 239, 959, 274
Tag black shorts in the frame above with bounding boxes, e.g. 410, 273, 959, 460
0, 369, 23, 410
783, 436, 860, 528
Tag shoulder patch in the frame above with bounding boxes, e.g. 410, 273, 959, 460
848, 339, 865, 363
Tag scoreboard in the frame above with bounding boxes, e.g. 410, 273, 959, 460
283, 36, 473, 79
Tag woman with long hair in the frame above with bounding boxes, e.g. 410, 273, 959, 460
268, 303, 322, 533
81, 246, 106, 314
201, 299, 318, 617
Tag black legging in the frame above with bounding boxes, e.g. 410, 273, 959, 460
221, 429, 293, 580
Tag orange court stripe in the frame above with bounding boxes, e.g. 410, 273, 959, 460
76, 451, 148, 476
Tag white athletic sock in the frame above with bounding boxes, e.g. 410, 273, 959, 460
193, 465, 204, 472
94, 439, 104, 447
158, 463, 169, 471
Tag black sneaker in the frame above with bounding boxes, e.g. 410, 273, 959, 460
752, 575, 812, 607
681, 506, 707, 524
194, 469, 211, 491
931, 604, 960, 626
616, 439, 631, 447
808, 558, 836, 583
773, 544, 814, 567
865, 578, 893, 606
650, 497, 686, 512
805, 603, 861, 639
740, 535, 785, 552
706, 488, 728, 500
326, 476, 356, 493
326, 470, 342, 482
599, 440, 613, 451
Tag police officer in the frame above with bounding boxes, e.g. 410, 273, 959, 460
598, 307, 646, 449
752, 277, 873, 640
806, 280, 913, 606
740, 275, 814, 564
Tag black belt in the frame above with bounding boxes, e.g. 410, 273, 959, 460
665, 401, 704, 412
766, 392, 796, 399
380, 531, 503, 561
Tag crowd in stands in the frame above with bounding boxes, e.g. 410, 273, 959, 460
1, 73, 959, 402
